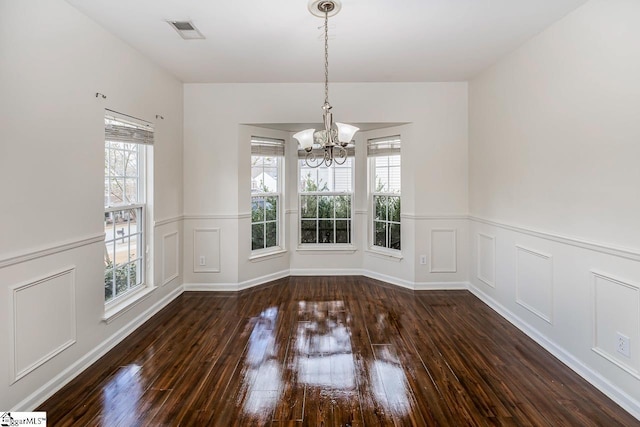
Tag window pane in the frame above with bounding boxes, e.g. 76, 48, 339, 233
318, 220, 334, 243
317, 168, 330, 191
388, 166, 401, 193
104, 271, 114, 302
300, 168, 316, 191
301, 220, 317, 244
375, 196, 387, 221
252, 197, 265, 223
252, 223, 265, 250
390, 223, 401, 250
262, 167, 278, 192
115, 263, 129, 296
265, 222, 277, 248
109, 178, 125, 205
336, 220, 350, 244
374, 221, 387, 247
389, 196, 401, 222
265, 196, 277, 221
389, 155, 401, 167
334, 196, 350, 218
300, 195, 317, 218
334, 167, 352, 192
318, 196, 334, 219
375, 167, 388, 192
375, 156, 389, 168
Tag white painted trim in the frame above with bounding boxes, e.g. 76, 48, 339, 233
249, 248, 287, 262
477, 232, 496, 288
355, 210, 368, 215
10, 267, 77, 384
296, 245, 358, 254
192, 228, 221, 273
12, 285, 184, 411
515, 245, 553, 324
364, 248, 403, 262
430, 228, 458, 273
238, 270, 290, 290
362, 270, 415, 290
290, 268, 364, 276
161, 231, 180, 286
470, 215, 640, 262
591, 270, 640, 378
103, 285, 158, 324
154, 215, 183, 227
183, 214, 247, 220
401, 213, 468, 220
183, 282, 239, 291
0, 233, 104, 269
469, 283, 640, 422
414, 281, 469, 291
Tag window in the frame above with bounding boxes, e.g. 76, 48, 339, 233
368, 136, 401, 251
104, 113, 152, 303
251, 137, 284, 252
299, 147, 354, 245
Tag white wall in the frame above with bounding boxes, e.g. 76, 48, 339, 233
469, 0, 640, 417
0, 0, 184, 409
182, 83, 469, 288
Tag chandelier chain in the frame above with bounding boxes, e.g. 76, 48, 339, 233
324, 9, 329, 106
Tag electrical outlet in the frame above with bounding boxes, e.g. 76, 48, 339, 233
617, 332, 630, 358
419, 255, 427, 265
199, 255, 206, 266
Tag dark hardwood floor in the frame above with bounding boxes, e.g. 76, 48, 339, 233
39, 276, 639, 426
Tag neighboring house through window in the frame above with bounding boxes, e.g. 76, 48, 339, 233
104, 112, 152, 303
368, 136, 401, 251
251, 137, 284, 252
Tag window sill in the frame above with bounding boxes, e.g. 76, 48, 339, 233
249, 248, 287, 262
365, 247, 403, 262
103, 285, 157, 324
296, 244, 358, 254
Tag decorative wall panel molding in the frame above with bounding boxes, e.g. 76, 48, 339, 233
477, 233, 496, 288
154, 215, 184, 227
0, 234, 103, 269
470, 216, 640, 262
430, 229, 457, 273
516, 245, 553, 323
592, 271, 640, 377
193, 228, 221, 273
10, 267, 77, 383
162, 231, 179, 286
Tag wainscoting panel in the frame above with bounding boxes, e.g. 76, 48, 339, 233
592, 271, 640, 376
162, 231, 179, 286
11, 268, 76, 383
193, 228, 221, 273
516, 246, 553, 323
477, 233, 496, 287
430, 229, 457, 273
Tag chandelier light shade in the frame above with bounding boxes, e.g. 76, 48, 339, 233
294, 0, 359, 168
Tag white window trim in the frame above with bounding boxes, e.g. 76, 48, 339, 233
250, 146, 285, 256
368, 153, 401, 253
298, 157, 355, 247
103, 111, 154, 315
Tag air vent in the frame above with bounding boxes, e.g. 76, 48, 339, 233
167, 20, 205, 40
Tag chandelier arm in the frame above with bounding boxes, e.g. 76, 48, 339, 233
333, 146, 348, 165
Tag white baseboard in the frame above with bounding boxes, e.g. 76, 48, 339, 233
183, 282, 239, 291
468, 283, 640, 421
414, 281, 469, 291
289, 268, 364, 276
13, 285, 184, 411
185, 269, 469, 292
238, 270, 290, 290
362, 270, 415, 290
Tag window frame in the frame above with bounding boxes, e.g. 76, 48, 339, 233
368, 136, 401, 254
103, 112, 154, 313
298, 153, 355, 248
250, 137, 285, 256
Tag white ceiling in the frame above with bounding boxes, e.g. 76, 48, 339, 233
66, 0, 587, 83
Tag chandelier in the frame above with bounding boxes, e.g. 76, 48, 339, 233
293, 0, 359, 168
